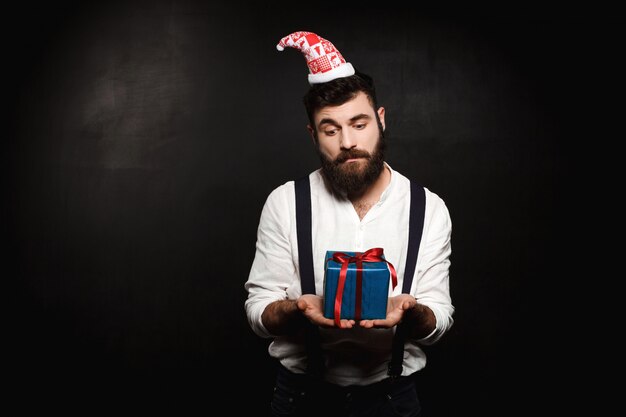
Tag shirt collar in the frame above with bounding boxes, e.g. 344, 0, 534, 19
378, 162, 395, 204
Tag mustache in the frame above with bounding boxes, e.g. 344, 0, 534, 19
334, 149, 372, 163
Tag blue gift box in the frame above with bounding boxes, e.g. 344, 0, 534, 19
323, 250, 391, 320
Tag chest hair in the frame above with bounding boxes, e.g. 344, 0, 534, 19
352, 200, 376, 220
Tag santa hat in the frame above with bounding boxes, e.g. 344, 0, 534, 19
276, 31, 355, 85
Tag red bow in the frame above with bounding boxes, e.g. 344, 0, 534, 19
329, 248, 397, 327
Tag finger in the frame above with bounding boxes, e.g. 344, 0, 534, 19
338, 319, 355, 329
317, 317, 336, 327
296, 298, 308, 311
371, 319, 394, 328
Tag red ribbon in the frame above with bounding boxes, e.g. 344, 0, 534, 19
328, 248, 397, 327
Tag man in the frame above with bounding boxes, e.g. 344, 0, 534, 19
245, 31, 454, 417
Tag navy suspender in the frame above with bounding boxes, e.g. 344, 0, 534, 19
295, 177, 315, 295
388, 180, 426, 377
402, 181, 426, 293
294, 177, 323, 376
294, 176, 425, 377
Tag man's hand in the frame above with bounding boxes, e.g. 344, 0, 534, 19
297, 294, 356, 329
359, 294, 417, 329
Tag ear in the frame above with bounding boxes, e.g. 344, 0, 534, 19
307, 124, 317, 144
377, 107, 386, 131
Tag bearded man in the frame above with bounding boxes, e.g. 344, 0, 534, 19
244, 32, 454, 417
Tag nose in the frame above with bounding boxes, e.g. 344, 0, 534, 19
340, 130, 357, 150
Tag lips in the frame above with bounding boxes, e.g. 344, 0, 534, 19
336, 151, 370, 164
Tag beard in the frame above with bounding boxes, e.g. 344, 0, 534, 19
318, 131, 386, 197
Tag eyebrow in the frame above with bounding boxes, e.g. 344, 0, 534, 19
317, 113, 372, 129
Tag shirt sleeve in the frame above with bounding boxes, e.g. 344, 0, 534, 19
244, 182, 298, 338
412, 191, 454, 345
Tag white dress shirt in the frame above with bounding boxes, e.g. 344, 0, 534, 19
245, 163, 454, 386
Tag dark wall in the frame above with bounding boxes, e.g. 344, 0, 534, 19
5, 2, 602, 415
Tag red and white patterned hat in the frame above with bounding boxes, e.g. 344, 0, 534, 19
276, 31, 355, 85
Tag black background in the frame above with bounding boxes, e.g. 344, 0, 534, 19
5, 2, 612, 415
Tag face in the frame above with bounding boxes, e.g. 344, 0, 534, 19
308, 91, 386, 195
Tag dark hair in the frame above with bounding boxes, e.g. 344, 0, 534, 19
303, 70, 378, 128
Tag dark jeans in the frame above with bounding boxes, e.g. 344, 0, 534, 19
270, 364, 421, 417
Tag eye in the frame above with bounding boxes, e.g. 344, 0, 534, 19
354, 123, 366, 130
324, 128, 338, 136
